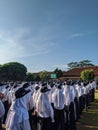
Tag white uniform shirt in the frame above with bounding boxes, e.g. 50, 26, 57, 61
63, 85, 75, 106
2, 87, 10, 102
0, 85, 6, 93
36, 92, 54, 121
33, 89, 40, 108
6, 94, 30, 129
52, 88, 65, 110
24, 91, 34, 111
0, 99, 5, 117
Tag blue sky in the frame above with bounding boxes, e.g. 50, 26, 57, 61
0, 0, 98, 72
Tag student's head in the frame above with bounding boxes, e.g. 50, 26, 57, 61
15, 87, 29, 99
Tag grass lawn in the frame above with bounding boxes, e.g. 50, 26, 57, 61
2, 90, 98, 130
77, 90, 98, 130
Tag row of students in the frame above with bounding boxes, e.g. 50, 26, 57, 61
0, 80, 96, 130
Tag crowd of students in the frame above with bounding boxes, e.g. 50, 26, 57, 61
0, 79, 97, 130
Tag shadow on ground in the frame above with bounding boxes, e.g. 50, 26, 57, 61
77, 97, 98, 130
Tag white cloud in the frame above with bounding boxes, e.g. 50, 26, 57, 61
52, 64, 68, 70
68, 31, 96, 39
68, 33, 84, 39
0, 28, 55, 64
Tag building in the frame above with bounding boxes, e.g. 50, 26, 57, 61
63, 66, 98, 80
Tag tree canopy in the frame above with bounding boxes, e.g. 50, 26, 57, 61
39, 71, 50, 81
54, 68, 63, 78
26, 72, 35, 81
67, 60, 95, 70
26, 72, 41, 81
0, 62, 27, 81
80, 69, 95, 82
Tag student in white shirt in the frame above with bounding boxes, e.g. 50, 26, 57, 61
6, 87, 31, 130
36, 84, 54, 130
0, 96, 5, 130
52, 84, 65, 130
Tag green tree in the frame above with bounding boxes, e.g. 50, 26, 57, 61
67, 60, 95, 70
67, 62, 78, 70
54, 68, 63, 78
26, 72, 34, 81
34, 75, 41, 81
39, 71, 50, 81
81, 69, 95, 82
79, 60, 95, 67
0, 62, 27, 81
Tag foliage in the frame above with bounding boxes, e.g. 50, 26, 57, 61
67, 60, 95, 70
26, 72, 41, 81
34, 75, 41, 81
54, 68, 63, 78
0, 62, 27, 81
39, 71, 50, 81
26, 72, 34, 81
80, 69, 95, 81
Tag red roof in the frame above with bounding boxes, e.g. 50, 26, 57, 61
63, 66, 98, 77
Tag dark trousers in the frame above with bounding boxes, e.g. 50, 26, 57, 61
79, 96, 83, 115
0, 118, 2, 130
69, 102, 77, 130
38, 117, 52, 130
65, 105, 69, 130
3, 101, 10, 124
74, 97, 79, 121
29, 110, 33, 130
32, 115, 37, 130
54, 108, 65, 130
92, 88, 95, 102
